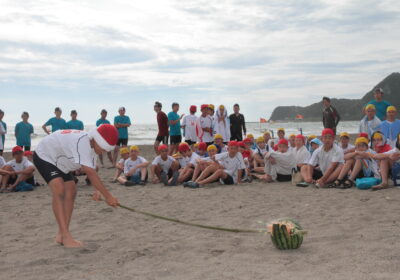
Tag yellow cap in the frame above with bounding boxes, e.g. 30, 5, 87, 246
130, 145, 139, 151
355, 137, 369, 146
387, 106, 397, 112
256, 136, 265, 143
263, 131, 271, 136
308, 134, 316, 140
219, 105, 225, 110
207, 144, 217, 152
246, 133, 254, 139
193, 143, 199, 148
289, 134, 296, 138
340, 132, 350, 138
214, 133, 223, 140
119, 147, 129, 155
172, 152, 182, 159
277, 128, 285, 132
373, 133, 383, 140
208, 104, 215, 110
365, 104, 376, 111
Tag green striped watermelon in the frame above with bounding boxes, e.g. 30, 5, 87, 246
267, 218, 305, 250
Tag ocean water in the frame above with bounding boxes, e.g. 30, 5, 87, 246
2, 121, 360, 152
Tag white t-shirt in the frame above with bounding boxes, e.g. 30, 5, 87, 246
178, 152, 201, 168
294, 145, 311, 165
124, 156, 147, 175
308, 144, 344, 174
35, 130, 97, 174
0, 156, 5, 168
339, 143, 355, 153
152, 155, 175, 173
384, 148, 400, 163
6, 157, 34, 172
215, 152, 246, 183
182, 114, 198, 142
118, 158, 126, 165
199, 115, 214, 143
252, 145, 267, 157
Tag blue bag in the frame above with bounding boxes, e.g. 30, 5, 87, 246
355, 177, 381, 190
15, 182, 34, 192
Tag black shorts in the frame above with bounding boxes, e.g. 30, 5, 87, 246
276, 173, 292, 182
117, 138, 128, 146
18, 145, 31, 151
222, 174, 234, 185
185, 139, 196, 146
7, 175, 35, 185
155, 135, 169, 144
33, 153, 74, 184
170, 135, 182, 144
312, 169, 323, 180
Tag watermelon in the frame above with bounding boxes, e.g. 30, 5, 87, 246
267, 218, 305, 250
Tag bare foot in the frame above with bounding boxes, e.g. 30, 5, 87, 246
62, 236, 83, 248
55, 232, 63, 245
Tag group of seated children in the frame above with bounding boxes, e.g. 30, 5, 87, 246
0, 146, 37, 192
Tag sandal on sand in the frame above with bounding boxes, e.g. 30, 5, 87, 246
371, 183, 390, 191
328, 179, 342, 188
342, 179, 354, 189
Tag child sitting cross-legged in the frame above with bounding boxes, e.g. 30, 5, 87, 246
252, 136, 268, 174
176, 142, 201, 184
329, 137, 379, 188
188, 144, 218, 184
111, 147, 130, 183
117, 145, 149, 186
150, 144, 179, 186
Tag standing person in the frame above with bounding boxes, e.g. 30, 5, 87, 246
15, 112, 34, 151
113, 107, 131, 166
154, 102, 169, 154
168, 102, 184, 155
42, 107, 67, 134
66, 110, 84, 130
359, 104, 381, 138
229, 104, 246, 141
380, 106, 400, 148
322, 97, 340, 135
182, 105, 198, 146
0, 109, 7, 156
96, 109, 113, 167
199, 104, 214, 145
215, 105, 231, 143
32, 124, 119, 248
366, 88, 391, 121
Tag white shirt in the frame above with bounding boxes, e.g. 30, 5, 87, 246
0, 122, 5, 150
308, 144, 344, 174
178, 152, 201, 168
124, 156, 147, 175
339, 143, 355, 153
152, 155, 175, 173
252, 145, 267, 157
35, 130, 97, 173
118, 158, 126, 165
199, 115, 214, 143
215, 152, 246, 183
6, 157, 34, 172
294, 145, 311, 165
0, 156, 5, 168
264, 149, 296, 178
182, 114, 198, 142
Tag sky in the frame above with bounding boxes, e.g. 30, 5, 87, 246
1, 0, 400, 125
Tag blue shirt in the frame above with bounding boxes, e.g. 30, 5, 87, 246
0, 121, 6, 145
168, 111, 181, 136
96, 118, 110, 127
367, 100, 391, 121
66, 119, 84, 130
114, 115, 131, 139
45, 117, 66, 132
15, 121, 34, 146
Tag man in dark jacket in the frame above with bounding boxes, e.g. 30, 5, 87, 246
322, 97, 340, 135
229, 104, 246, 141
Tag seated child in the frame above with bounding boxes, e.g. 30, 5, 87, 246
117, 145, 149, 186
189, 144, 218, 183
213, 134, 227, 153
243, 138, 254, 169
256, 139, 295, 183
370, 131, 392, 153
263, 131, 272, 148
187, 141, 245, 188
338, 132, 355, 154
301, 128, 344, 187
111, 147, 130, 182
330, 137, 379, 188
294, 134, 311, 170
176, 142, 200, 184
288, 134, 296, 149
196, 142, 208, 157
252, 136, 268, 173
306, 134, 317, 151
0, 146, 35, 192
150, 144, 179, 186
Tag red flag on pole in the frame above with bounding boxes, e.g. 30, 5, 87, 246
260, 118, 267, 123
295, 114, 304, 120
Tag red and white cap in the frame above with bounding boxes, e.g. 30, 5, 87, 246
89, 124, 119, 152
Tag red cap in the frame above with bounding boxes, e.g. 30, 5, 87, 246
90, 124, 119, 152
189, 105, 197, 113
198, 142, 207, 151
158, 144, 168, 152
242, 150, 251, 159
273, 144, 279, 151
228, 141, 239, 147
278, 139, 289, 146
24, 151, 33, 156
201, 104, 208, 111
295, 134, 305, 142
12, 146, 23, 154
178, 142, 190, 153
238, 141, 245, 148
321, 128, 334, 137
243, 138, 252, 144
359, 132, 369, 139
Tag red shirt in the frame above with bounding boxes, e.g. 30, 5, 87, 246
376, 144, 392, 153
157, 111, 169, 136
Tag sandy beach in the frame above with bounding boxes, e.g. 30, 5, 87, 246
1, 145, 400, 280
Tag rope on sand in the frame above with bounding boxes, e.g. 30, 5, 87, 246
118, 204, 266, 234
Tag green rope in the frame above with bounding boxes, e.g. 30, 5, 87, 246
118, 204, 266, 234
